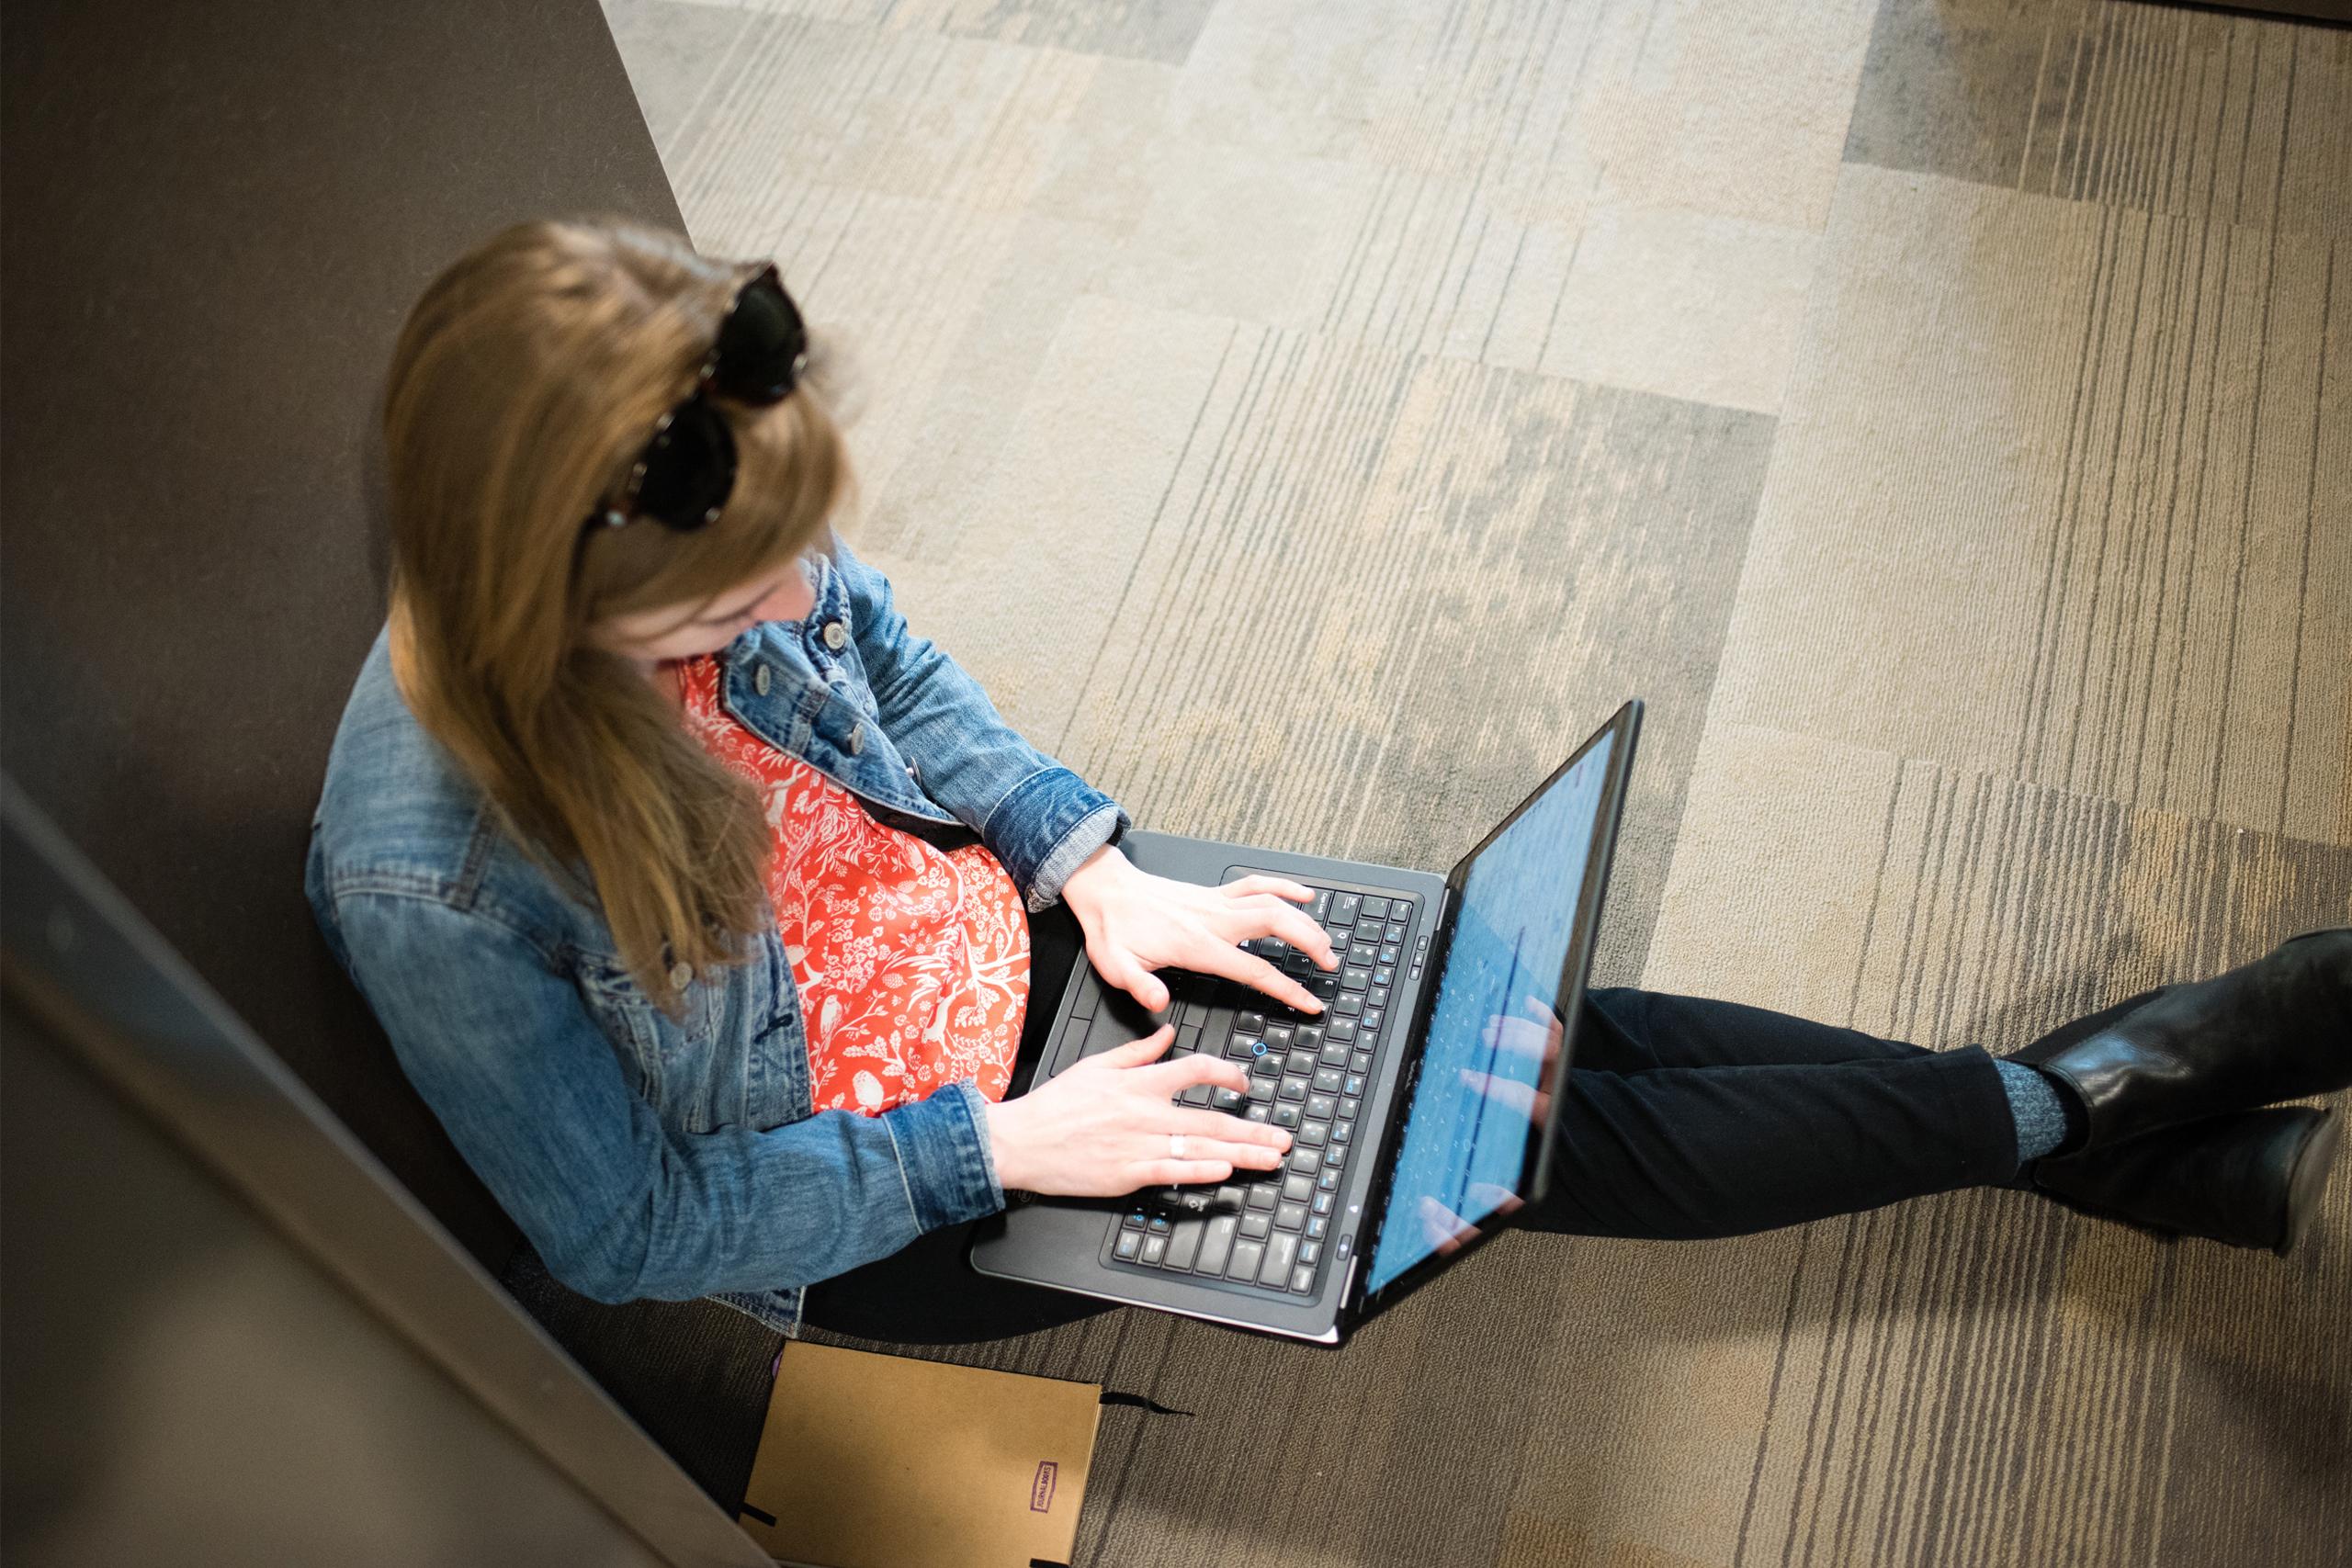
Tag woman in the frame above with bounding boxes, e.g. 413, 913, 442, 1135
309, 218, 2349, 1346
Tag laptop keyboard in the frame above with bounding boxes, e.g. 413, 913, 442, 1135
1080, 878, 1427, 1298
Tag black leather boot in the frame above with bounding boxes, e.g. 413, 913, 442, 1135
2007, 929, 2352, 1148
2022, 1104, 2342, 1255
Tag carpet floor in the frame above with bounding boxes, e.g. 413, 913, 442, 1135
569, 1, 2351, 1562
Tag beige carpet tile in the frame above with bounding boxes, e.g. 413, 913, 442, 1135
1172, 0, 1880, 232
643, 0, 1213, 65
639, 0, 1870, 412
1846, 0, 2352, 239
655, 7, 1128, 243
1712, 162, 2351, 844
878, 293, 1771, 988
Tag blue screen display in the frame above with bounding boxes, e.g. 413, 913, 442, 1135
1363, 731, 1613, 1295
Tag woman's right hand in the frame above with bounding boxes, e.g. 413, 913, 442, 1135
983, 1026, 1295, 1197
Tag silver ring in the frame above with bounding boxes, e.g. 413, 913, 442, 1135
1170, 1133, 1186, 1161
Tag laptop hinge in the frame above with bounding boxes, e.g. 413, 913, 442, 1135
1348, 882, 1455, 1314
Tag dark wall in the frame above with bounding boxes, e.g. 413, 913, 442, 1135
2, 0, 685, 1265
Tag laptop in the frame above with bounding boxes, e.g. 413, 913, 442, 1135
969, 699, 1641, 1344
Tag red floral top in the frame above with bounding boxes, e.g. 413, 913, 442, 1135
673, 654, 1029, 1114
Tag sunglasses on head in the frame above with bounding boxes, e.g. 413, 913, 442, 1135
590, 263, 809, 534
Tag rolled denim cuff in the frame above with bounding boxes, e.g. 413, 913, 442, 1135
1024, 802, 1126, 912
980, 767, 1131, 912
888, 1079, 1005, 1230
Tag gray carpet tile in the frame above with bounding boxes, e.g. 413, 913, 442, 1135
1846, 0, 2352, 238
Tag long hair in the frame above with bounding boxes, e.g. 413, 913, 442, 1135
381, 217, 846, 1002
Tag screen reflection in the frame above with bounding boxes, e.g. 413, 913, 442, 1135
1363, 731, 1611, 1294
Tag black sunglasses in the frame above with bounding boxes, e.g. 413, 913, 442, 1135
591, 263, 809, 533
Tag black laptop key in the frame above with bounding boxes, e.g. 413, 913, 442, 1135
1272, 1103, 1302, 1129
1114, 1230, 1141, 1261
1239, 1212, 1272, 1242
1283, 1173, 1313, 1203
1295, 1120, 1328, 1148
1288, 1147, 1318, 1175
1331, 893, 1361, 923
1182, 1084, 1212, 1107
1212, 1087, 1246, 1112
1275, 1201, 1307, 1231
1142, 1235, 1168, 1265
1261, 1231, 1299, 1287
1334, 995, 1362, 1017
1359, 896, 1389, 920
1290, 1264, 1317, 1294
1227, 1239, 1265, 1282
1196, 1213, 1238, 1275
1278, 1078, 1307, 1102
1247, 1184, 1277, 1211
1236, 1011, 1265, 1035
1165, 1217, 1204, 1271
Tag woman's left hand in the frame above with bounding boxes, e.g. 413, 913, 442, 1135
1058, 844, 1337, 1014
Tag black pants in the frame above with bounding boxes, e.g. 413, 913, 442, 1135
806, 908, 2027, 1344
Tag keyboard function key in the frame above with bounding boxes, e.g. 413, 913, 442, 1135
1114, 1230, 1142, 1260
1142, 1235, 1169, 1264
1331, 893, 1362, 924
1290, 1263, 1317, 1294
1227, 1239, 1266, 1281
1360, 896, 1390, 920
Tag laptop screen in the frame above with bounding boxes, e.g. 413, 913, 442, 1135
1361, 714, 1628, 1299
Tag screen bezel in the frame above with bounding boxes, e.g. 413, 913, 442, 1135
1348, 697, 1643, 1324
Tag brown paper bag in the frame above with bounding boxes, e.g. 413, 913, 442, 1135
737, 1340, 1102, 1568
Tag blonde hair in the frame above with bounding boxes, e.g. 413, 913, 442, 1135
381, 217, 846, 1001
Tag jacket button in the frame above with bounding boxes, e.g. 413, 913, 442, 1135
822, 621, 848, 651
845, 722, 864, 756
669, 961, 694, 989
752, 665, 772, 696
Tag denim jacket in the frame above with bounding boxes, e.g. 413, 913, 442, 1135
306, 539, 1126, 1334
